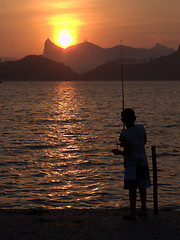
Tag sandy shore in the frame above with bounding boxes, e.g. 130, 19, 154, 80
0, 207, 179, 240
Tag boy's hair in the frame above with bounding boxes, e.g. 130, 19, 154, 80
121, 108, 136, 122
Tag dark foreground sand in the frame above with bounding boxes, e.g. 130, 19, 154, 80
0, 208, 179, 240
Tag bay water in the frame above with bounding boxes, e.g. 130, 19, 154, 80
0, 81, 179, 209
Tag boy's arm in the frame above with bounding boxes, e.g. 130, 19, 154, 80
120, 135, 131, 156
112, 149, 124, 155
112, 135, 131, 156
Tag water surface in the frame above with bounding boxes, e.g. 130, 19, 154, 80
0, 81, 179, 209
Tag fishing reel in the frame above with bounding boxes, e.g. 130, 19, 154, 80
112, 136, 123, 155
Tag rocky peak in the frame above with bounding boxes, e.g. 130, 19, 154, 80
43, 38, 63, 57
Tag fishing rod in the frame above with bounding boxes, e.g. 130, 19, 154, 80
120, 40, 126, 136
119, 40, 126, 167
118, 40, 125, 150
117, 40, 125, 146
120, 40, 125, 114
112, 41, 126, 156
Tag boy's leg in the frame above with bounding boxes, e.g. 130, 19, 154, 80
122, 189, 136, 220
139, 187, 147, 214
129, 189, 136, 216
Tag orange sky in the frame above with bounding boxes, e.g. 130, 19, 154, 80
1, 0, 180, 58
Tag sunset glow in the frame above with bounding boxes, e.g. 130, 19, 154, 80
50, 17, 82, 48
1, 0, 180, 57
57, 30, 73, 48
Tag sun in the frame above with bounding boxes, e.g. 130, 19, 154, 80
58, 30, 73, 48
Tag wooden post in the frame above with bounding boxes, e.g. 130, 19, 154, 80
151, 145, 158, 214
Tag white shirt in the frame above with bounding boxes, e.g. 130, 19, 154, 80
121, 124, 147, 164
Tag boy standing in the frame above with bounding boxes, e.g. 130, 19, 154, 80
112, 108, 151, 220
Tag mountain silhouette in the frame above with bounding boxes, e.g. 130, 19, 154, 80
43, 39, 106, 74
81, 46, 180, 81
0, 55, 80, 81
43, 39, 175, 73
1, 45, 179, 81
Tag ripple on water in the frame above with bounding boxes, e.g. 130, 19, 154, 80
0, 81, 179, 209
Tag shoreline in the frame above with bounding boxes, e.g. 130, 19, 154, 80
0, 207, 179, 240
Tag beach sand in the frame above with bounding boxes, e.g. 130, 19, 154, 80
0, 208, 179, 240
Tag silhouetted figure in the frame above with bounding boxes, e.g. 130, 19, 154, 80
112, 108, 151, 220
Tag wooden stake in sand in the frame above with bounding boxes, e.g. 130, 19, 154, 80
151, 145, 158, 214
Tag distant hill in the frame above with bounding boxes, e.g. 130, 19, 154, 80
43, 39, 175, 73
0, 55, 80, 81
1, 47, 179, 82
0, 57, 17, 62
43, 39, 106, 74
81, 46, 180, 81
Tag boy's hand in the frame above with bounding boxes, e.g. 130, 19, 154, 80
112, 149, 122, 155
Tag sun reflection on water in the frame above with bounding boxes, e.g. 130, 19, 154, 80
40, 82, 101, 208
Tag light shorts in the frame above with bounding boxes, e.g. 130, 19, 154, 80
124, 157, 151, 190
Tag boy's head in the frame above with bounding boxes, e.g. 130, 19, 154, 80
121, 108, 136, 124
